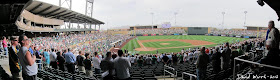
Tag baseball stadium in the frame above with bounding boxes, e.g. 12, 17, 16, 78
0, 0, 280, 80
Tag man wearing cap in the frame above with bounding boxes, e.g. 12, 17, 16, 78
9, 36, 21, 80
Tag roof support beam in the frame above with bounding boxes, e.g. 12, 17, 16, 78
55, 12, 72, 18
63, 14, 76, 18
35, 5, 53, 14
48, 9, 67, 17
43, 8, 61, 16
29, 3, 43, 12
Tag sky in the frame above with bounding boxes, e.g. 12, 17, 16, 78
38, 0, 280, 30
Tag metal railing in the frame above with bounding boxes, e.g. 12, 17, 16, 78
182, 72, 197, 80
163, 65, 177, 80
233, 51, 280, 80
36, 58, 43, 70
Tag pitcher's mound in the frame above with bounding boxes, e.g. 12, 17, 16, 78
160, 43, 170, 45
135, 47, 157, 51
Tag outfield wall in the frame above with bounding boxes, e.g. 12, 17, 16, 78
130, 33, 257, 38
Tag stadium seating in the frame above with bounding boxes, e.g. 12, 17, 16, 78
38, 67, 97, 80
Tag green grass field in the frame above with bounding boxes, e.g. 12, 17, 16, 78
142, 41, 192, 48
122, 35, 247, 54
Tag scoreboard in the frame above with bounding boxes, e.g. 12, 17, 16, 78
187, 27, 209, 35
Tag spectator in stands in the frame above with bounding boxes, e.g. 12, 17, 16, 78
57, 51, 65, 71
172, 53, 178, 66
29, 45, 34, 55
43, 49, 50, 68
101, 52, 114, 80
130, 55, 136, 65
259, 39, 280, 67
146, 55, 152, 65
114, 50, 131, 80
137, 56, 144, 67
162, 54, 169, 65
112, 53, 117, 60
179, 53, 184, 64
18, 34, 37, 80
83, 53, 92, 77
152, 55, 157, 64
76, 51, 85, 73
92, 52, 101, 74
8, 36, 21, 80
34, 46, 43, 69
188, 51, 194, 63
64, 48, 76, 73
2, 36, 8, 56
230, 46, 239, 69
167, 53, 172, 65
266, 20, 280, 51
196, 47, 209, 80
50, 49, 57, 69
194, 49, 200, 60
222, 42, 231, 70
212, 47, 221, 74
237, 45, 244, 56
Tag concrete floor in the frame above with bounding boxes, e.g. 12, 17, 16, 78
0, 57, 22, 80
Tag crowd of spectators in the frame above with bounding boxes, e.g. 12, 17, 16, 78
0, 21, 279, 80
131, 28, 185, 34
209, 29, 266, 37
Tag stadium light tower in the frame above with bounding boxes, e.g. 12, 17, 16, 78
59, 0, 72, 29
244, 11, 247, 26
222, 12, 225, 29
85, 0, 94, 29
174, 12, 178, 26
150, 12, 154, 30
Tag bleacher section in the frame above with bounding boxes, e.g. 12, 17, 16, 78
38, 67, 97, 80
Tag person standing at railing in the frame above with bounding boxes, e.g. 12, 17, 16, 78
211, 47, 221, 74
64, 48, 76, 73
49, 49, 57, 69
9, 36, 21, 80
101, 52, 114, 80
196, 47, 209, 80
114, 50, 131, 80
259, 21, 280, 67
222, 42, 231, 70
56, 51, 65, 71
18, 34, 37, 80
76, 51, 85, 73
92, 52, 101, 74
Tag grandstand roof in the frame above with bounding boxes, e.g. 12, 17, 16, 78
0, 0, 31, 24
25, 1, 104, 24
259, 0, 280, 21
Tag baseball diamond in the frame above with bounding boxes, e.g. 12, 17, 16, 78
122, 35, 247, 54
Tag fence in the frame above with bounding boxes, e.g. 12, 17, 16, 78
233, 51, 280, 80
182, 72, 197, 80
163, 65, 177, 80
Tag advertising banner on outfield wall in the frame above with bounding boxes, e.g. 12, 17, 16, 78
151, 34, 156, 36
244, 36, 250, 38
174, 33, 179, 35
159, 34, 163, 35
236, 36, 241, 38
183, 33, 188, 35
143, 34, 148, 36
